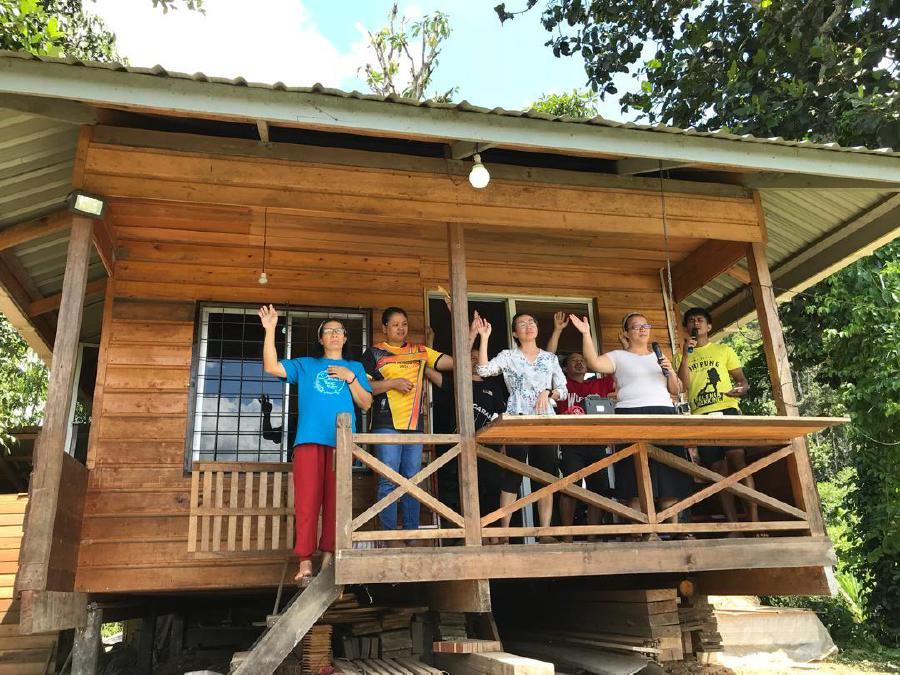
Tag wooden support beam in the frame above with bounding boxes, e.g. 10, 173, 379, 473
18, 590, 88, 634
448, 223, 482, 547
0, 92, 96, 124
671, 240, 747, 302
0, 210, 71, 252
746, 238, 826, 535
71, 603, 102, 675
0, 251, 54, 361
334, 536, 836, 584
428, 580, 492, 613
232, 562, 343, 675
17, 216, 92, 592
616, 158, 693, 176
335, 414, 353, 552
256, 120, 270, 145
725, 264, 751, 284
28, 278, 107, 317
92, 218, 116, 275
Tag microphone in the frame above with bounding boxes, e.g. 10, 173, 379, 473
688, 327, 698, 354
651, 342, 669, 376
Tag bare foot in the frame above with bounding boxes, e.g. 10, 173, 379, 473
294, 559, 314, 587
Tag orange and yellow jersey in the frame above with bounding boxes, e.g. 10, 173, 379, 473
361, 342, 446, 431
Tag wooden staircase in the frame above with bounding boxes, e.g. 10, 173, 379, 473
230, 561, 343, 675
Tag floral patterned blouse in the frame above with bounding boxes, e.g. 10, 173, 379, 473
476, 348, 568, 416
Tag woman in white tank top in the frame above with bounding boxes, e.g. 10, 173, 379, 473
568, 313, 694, 530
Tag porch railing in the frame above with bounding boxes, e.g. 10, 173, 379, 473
333, 413, 818, 548
187, 462, 294, 554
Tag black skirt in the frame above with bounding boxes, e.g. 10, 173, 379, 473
613, 406, 695, 500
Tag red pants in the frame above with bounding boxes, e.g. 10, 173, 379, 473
292, 443, 335, 559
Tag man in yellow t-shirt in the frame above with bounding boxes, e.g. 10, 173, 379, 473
676, 307, 758, 527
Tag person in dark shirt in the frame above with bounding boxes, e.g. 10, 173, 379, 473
426, 313, 508, 543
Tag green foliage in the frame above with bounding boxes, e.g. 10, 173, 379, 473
1, 0, 204, 62
530, 89, 599, 118
495, 0, 900, 149
0, 315, 47, 449
363, 3, 455, 102
726, 241, 900, 645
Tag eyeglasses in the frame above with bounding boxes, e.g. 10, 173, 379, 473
628, 324, 652, 331
321, 328, 347, 336
515, 320, 537, 328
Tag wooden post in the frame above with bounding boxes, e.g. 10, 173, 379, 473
447, 223, 482, 547
335, 413, 354, 552
71, 602, 102, 675
746, 240, 825, 535
18, 215, 93, 592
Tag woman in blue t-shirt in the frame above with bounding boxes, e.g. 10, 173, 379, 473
259, 305, 372, 585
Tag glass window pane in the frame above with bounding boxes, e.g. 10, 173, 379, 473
217, 435, 237, 451
238, 435, 260, 451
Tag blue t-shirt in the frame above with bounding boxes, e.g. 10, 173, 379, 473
279, 357, 371, 448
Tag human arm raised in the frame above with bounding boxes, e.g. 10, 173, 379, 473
545, 311, 569, 354
568, 314, 616, 374
258, 304, 287, 379
474, 316, 503, 377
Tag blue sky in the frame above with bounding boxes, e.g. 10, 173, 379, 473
90, 0, 633, 118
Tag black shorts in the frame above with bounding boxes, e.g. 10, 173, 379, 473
500, 444, 558, 494
560, 446, 612, 497
613, 406, 694, 500
697, 407, 741, 465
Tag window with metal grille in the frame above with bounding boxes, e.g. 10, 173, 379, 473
187, 304, 369, 465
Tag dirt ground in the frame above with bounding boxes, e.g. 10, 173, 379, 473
665, 657, 900, 675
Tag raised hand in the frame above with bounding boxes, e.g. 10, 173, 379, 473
258, 304, 279, 331
468, 311, 481, 341
568, 314, 591, 335
553, 311, 569, 331
476, 316, 492, 338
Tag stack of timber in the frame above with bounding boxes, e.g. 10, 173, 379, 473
434, 612, 467, 641
0, 494, 57, 675
334, 656, 443, 674
678, 596, 723, 659
506, 587, 684, 662
300, 625, 333, 673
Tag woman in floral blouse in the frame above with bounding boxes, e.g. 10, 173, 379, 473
475, 313, 567, 543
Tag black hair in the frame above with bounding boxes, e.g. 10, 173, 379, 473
682, 307, 713, 327
314, 318, 352, 359
381, 307, 408, 326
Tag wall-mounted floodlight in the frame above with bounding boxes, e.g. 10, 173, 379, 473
66, 190, 107, 219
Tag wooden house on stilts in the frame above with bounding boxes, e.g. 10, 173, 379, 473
1, 50, 899, 673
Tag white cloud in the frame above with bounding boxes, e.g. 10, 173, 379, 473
90, 0, 366, 88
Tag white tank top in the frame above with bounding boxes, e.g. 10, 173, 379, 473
609, 350, 673, 409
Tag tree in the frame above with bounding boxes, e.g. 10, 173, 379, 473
0, 316, 47, 448
362, 3, 456, 102
530, 89, 599, 117
495, 0, 899, 149
1, 0, 204, 62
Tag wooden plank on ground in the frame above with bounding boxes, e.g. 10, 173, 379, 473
433, 650, 554, 675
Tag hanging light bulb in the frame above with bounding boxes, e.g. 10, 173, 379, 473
468, 153, 490, 189
258, 207, 269, 285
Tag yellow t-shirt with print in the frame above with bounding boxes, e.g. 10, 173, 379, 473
675, 342, 742, 415
362, 342, 445, 431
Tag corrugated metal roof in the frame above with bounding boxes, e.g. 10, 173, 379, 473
0, 108, 78, 228
1, 49, 897, 159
